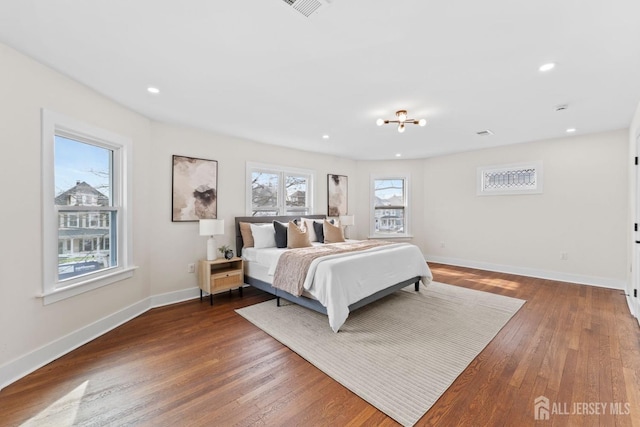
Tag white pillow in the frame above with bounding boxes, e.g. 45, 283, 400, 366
301, 217, 324, 242
250, 223, 276, 249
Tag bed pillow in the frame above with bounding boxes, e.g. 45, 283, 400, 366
239, 222, 254, 248
311, 219, 335, 243
287, 221, 312, 248
313, 221, 325, 243
250, 223, 276, 249
273, 220, 288, 248
323, 219, 345, 243
300, 217, 323, 242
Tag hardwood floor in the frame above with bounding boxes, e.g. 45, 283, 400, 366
1, 264, 639, 426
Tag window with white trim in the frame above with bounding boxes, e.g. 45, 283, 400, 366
42, 110, 134, 304
370, 175, 410, 238
477, 161, 543, 196
246, 162, 314, 216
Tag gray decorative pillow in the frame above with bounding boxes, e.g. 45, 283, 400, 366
273, 220, 288, 248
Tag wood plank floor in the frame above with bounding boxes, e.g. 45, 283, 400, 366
1, 264, 639, 426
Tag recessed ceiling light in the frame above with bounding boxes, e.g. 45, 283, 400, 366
322, 134, 330, 139
395, 153, 402, 157
566, 128, 576, 133
539, 63, 555, 72
147, 87, 160, 94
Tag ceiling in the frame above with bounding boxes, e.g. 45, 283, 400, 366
1, 0, 640, 160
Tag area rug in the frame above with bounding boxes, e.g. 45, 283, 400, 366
235, 282, 525, 426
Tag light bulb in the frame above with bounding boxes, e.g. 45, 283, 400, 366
376, 118, 384, 126
539, 62, 555, 72
397, 111, 407, 122
398, 123, 405, 133
418, 118, 427, 126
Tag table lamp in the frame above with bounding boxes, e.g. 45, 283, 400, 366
199, 219, 225, 260
339, 215, 355, 239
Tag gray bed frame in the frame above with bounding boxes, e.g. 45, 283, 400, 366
235, 215, 421, 316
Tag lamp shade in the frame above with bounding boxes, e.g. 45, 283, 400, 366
339, 215, 355, 226
199, 219, 225, 236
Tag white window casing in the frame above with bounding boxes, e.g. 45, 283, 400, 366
370, 174, 411, 238
246, 162, 314, 216
41, 109, 136, 304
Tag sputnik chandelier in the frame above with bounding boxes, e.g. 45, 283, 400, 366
376, 110, 426, 133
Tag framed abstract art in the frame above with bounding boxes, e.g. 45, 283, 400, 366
327, 174, 347, 216
172, 155, 218, 222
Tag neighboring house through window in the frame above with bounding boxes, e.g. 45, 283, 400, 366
370, 175, 410, 238
42, 109, 134, 304
246, 162, 314, 216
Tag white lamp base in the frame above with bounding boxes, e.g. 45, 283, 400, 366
206, 236, 217, 260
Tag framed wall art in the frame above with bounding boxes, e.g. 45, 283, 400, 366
172, 155, 218, 222
327, 174, 348, 216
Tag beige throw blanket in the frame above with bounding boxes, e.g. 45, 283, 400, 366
272, 240, 396, 296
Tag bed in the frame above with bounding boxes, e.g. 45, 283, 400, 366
235, 215, 433, 332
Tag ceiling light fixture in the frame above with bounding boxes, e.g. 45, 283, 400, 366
539, 62, 555, 72
376, 110, 426, 133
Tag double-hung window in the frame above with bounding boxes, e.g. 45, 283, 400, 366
42, 110, 134, 304
370, 175, 410, 238
246, 162, 314, 216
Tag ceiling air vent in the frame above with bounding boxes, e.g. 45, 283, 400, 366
476, 130, 494, 136
281, 0, 332, 18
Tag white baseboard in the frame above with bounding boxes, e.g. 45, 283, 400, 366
150, 287, 200, 308
0, 287, 200, 390
626, 294, 640, 327
425, 255, 627, 290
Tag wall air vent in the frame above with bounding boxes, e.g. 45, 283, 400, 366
281, 0, 332, 18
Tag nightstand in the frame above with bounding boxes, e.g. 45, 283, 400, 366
197, 257, 244, 305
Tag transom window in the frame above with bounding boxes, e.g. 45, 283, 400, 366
477, 161, 543, 195
370, 175, 410, 238
246, 162, 314, 216
42, 109, 134, 304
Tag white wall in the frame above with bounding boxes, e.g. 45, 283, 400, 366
0, 42, 153, 383
148, 122, 357, 296
421, 130, 629, 287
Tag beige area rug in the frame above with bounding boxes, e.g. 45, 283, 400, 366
236, 282, 525, 426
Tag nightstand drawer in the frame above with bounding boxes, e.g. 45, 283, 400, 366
211, 271, 243, 290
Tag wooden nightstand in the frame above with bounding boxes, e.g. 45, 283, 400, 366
197, 257, 244, 305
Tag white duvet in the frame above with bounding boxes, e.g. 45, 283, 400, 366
245, 241, 433, 332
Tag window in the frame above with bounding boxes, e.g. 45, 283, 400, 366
477, 161, 543, 195
246, 162, 314, 216
370, 175, 410, 238
42, 109, 135, 304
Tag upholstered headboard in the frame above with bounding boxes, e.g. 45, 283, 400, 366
234, 215, 325, 256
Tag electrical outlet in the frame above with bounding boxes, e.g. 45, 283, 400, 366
187, 263, 195, 273
560, 252, 568, 261
440, 242, 445, 248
